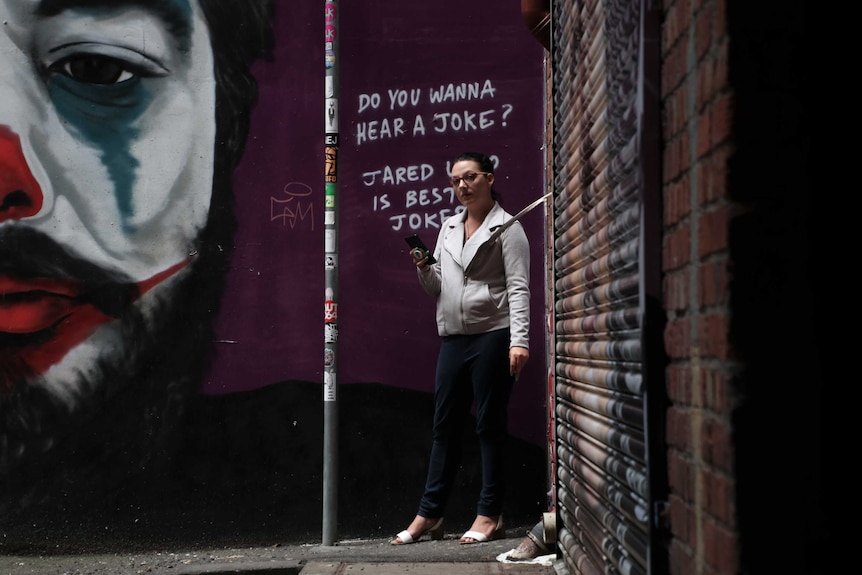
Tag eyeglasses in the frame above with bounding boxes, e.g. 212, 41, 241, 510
449, 171, 490, 187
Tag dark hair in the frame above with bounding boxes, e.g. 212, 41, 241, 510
188, 0, 274, 375
196, 0, 273, 253
201, 0, 274, 178
454, 151, 502, 204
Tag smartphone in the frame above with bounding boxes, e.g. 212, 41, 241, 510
404, 234, 436, 264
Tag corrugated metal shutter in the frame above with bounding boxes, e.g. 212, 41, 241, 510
550, 1, 666, 574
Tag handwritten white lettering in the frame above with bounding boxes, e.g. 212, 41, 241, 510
362, 164, 435, 186
354, 79, 510, 235
428, 80, 496, 104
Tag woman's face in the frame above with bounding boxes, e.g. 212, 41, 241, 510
450, 160, 495, 210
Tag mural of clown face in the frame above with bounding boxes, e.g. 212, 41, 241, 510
1, 0, 217, 391
0, 0, 270, 479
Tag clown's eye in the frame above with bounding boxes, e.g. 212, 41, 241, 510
49, 54, 136, 84
43, 42, 169, 85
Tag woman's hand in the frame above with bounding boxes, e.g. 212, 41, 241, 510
509, 346, 529, 381
411, 248, 430, 271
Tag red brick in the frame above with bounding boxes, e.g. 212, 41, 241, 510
702, 467, 735, 525
697, 312, 728, 360
663, 269, 688, 311
662, 179, 675, 224
697, 111, 711, 159
695, 5, 713, 60
667, 134, 681, 180
677, 89, 688, 136
663, 223, 691, 271
669, 538, 696, 575
697, 56, 713, 112
663, 141, 675, 181
662, 0, 684, 55
703, 516, 739, 574
697, 258, 728, 306
680, 0, 692, 27
681, 172, 693, 216
714, 41, 728, 92
668, 449, 696, 500
674, 0, 692, 43
664, 317, 692, 359
701, 414, 734, 471
662, 40, 687, 98
661, 62, 671, 99
666, 406, 692, 451
668, 494, 696, 547
661, 95, 673, 142
701, 366, 735, 416
667, 363, 693, 404
715, 0, 727, 40
711, 93, 732, 146
664, 175, 691, 227
664, 88, 687, 140
680, 130, 691, 173
698, 205, 729, 257
698, 150, 729, 204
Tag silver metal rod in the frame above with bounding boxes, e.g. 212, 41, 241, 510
322, 0, 340, 547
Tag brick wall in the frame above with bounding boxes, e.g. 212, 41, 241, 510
660, 0, 739, 573
544, 1, 813, 572
660, 0, 815, 573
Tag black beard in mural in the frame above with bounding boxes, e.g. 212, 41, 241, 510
0, 0, 273, 507
0, 223, 223, 497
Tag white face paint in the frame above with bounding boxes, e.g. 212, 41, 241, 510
1, 0, 216, 282
0, 0, 217, 393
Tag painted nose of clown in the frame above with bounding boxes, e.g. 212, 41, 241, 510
0, 125, 43, 224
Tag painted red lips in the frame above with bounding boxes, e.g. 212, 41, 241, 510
0, 275, 114, 378
0, 276, 86, 334
0, 258, 191, 385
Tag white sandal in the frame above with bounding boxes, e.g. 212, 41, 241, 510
390, 517, 444, 545
460, 515, 505, 545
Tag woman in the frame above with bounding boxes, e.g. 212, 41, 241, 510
391, 152, 530, 545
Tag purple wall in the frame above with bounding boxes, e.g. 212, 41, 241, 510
204, 2, 325, 391
205, 1, 548, 446
337, 2, 548, 446
0, 1, 551, 548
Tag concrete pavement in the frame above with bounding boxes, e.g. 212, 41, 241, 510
0, 524, 562, 575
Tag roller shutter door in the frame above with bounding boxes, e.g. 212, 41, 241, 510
550, 1, 666, 574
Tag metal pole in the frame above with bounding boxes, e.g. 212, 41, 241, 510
322, 0, 340, 547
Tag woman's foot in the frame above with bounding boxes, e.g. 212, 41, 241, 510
390, 516, 444, 545
459, 514, 505, 544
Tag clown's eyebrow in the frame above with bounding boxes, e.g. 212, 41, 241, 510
35, 0, 194, 52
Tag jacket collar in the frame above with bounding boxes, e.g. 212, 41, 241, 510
441, 202, 507, 269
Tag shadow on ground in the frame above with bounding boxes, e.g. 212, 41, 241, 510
0, 381, 548, 555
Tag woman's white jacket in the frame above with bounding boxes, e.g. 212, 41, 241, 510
417, 202, 530, 350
